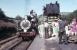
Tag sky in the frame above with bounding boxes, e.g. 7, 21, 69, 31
0, 0, 77, 18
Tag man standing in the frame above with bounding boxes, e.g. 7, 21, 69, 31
29, 10, 38, 34
58, 18, 68, 44
38, 22, 45, 38
44, 20, 49, 39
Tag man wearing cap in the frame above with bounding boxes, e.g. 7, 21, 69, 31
58, 18, 68, 44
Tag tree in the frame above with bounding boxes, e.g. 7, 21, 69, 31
0, 8, 6, 18
15, 15, 22, 20
66, 10, 77, 24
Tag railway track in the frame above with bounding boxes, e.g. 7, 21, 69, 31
0, 35, 18, 46
11, 40, 32, 50
0, 37, 22, 50
0, 35, 34, 50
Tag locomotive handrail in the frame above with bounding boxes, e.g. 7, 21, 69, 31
0, 35, 18, 45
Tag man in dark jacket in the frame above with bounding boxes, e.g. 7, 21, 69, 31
58, 18, 68, 44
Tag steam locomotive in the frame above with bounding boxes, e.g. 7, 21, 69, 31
17, 14, 38, 41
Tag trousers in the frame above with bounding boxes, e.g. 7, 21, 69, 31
58, 31, 68, 43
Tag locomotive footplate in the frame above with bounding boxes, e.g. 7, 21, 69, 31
18, 32, 36, 41
20, 32, 36, 36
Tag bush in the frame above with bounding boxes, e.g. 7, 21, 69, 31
0, 26, 17, 39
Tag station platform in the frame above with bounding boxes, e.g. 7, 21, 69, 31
28, 35, 77, 50
28, 35, 60, 50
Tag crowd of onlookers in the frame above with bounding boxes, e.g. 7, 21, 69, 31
38, 17, 77, 44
